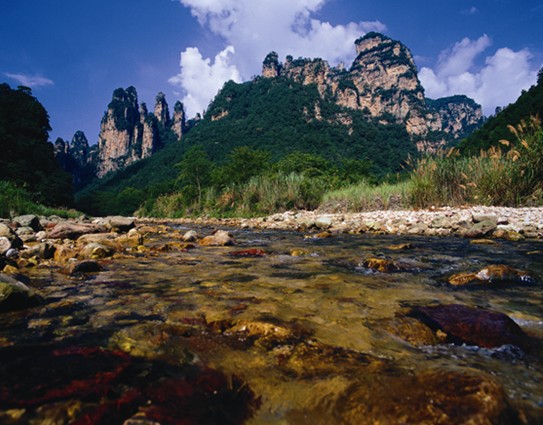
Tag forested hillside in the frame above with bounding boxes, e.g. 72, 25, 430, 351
459, 69, 543, 154
0, 83, 72, 206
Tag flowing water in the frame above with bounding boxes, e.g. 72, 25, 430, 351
1, 224, 542, 424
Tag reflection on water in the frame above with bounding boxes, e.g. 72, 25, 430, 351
1, 225, 542, 424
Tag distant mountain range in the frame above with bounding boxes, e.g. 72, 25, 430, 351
58, 32, 486, 194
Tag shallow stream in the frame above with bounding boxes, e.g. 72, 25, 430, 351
1, 225, 542, 424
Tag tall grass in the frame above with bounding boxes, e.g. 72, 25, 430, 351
410, 116, 543, 208
136, 172, 331, 217
321, 180, 412, 212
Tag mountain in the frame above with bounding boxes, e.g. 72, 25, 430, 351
74, 32, 486, 216
458, 69, 543, 154
260, 32, 484, 150
56, 87, 187, 184
0, 83, 72, 206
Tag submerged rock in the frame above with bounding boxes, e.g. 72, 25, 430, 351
69, 260, 102, 274
0, 273, 43, 312
333, 368, 519, 425
228, 249, 267, 258
409, 304, 529, 349
448, 265, 534, 286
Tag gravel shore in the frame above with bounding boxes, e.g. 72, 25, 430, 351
165, 206, 543, 239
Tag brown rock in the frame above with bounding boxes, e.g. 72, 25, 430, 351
80, 243, 115, 259
409, 304, 529, 349
48, 223, 106, 240
336, 368, 519, 425
381, 316, 442, 346
493, 228, 525, 241
448, 265, 534, 286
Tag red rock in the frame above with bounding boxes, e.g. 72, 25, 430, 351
228, 249, 267, 258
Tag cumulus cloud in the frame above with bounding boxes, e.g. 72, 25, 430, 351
419, 35, 539, 115
171, 0, 385, 116
4, 72, 54, 88
169, 46, 242, 116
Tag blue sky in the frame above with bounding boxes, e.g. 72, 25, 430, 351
2, 0, 542, 145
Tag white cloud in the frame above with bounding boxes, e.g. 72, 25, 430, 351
419, 36, 539, 115
461, 6, 479, 15
4, 72, 54, 88
171, 0, 385, 117
168, 46, 242, 117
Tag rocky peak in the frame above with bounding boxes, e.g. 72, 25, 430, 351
154, 92, 170, 126
260, 32, 483, 149
262, 52, 281, 78
70, 131, 90, 165
97, 87, 162, 177
172, 101, 186, 141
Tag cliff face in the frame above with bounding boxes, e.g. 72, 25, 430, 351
54, 131, 98, 189
56, 87, 187, 185
96, 87, 175, 177
262, 32, 484, 149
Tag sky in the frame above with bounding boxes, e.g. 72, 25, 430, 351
1, 0, 542, 145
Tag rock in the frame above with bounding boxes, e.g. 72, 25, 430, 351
291, 249, 309, 257
464, 220, 497, 238
104, 216, 135, 233
0, 224, 23, 249
19, 243, 56, 260
360, 257, 400, 273
15, 226, 35, 236
199, 230, 235, 247
469, 239, 497, 245
35, 230, 47, 241
304, 231, 332, 239
0, 237, 11, 255
493, 228, 525, 241
12, 214, 42, 231
5, 249, 19, 260
0, 273, 43, 312
386, 243, 413, 250
336, 368, 519, 425
69, 260, 102, 274
409, 304, 529, 349
80, 243, 115, 259
48, 223, 106, 240
228, 249, 267, 258
115, 229, 144, 247
315, 215, 333, 229
381, 316, 443, 347
448, 264, 534, 286
182, 230, 199, 242
53, 245, 78, 264
77, 233, 118, 246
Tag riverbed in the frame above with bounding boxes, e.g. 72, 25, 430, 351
1, 223, 542, 424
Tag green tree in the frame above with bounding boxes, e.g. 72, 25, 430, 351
214, 146, 271, 186
275, 152, 334, 178
176, 146, 214, 205
0, 83, 73, 206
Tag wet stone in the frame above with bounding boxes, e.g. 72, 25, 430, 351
199, 230, 235, 246
228, 249, 267, 258
448, 264, 534, 286
409, 304, 530, 349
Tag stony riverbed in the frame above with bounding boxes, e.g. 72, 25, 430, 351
0, 211, 542, 424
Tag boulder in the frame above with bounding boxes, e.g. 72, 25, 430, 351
103, 216, 135, 233
315, 215, 333, 229
12, 214, 42, 231
80, 243, 115, 259
0, 224, 23, 249
0, 273, 43, 312
182, 230, 199, 242
464, 220, 497, 238
409, 304, 529, 349
48, 223, 106, 240
199, 230, 235, 247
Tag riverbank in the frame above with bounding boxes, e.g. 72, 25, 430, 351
154, 205, 543, 240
